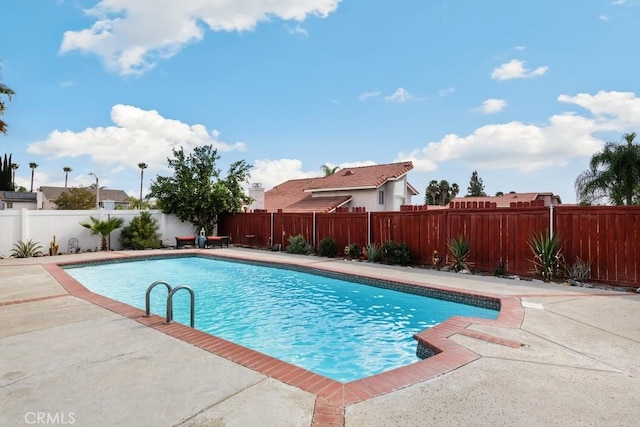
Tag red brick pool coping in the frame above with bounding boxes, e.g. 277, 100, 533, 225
42, 255, 525, 427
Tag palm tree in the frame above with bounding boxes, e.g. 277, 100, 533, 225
438, 180, 450, 206
11, 163, 18, 187
80, 216, 125, 251
0, 80, 15, 135
63, 166, 72, 188
321, 164, 339, 176
138, 162, 148, 207
29, 162, 38, 192
426, 180, 439, 205
450, 183, 460, 200
575, 132, 640, 205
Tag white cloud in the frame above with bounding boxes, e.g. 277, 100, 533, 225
60, 0, 341, 76
515, 45, 526, 51
287, 23, 308, 36
491, 59, 548, 80
27, 104, 245, 171
399, 90, 640, 173
250, 159, 377, 190
358, 91, 380, 101
250, 159, 318, 190
385, 88, 412, 103
599, 15, 610, 21
612, 0, 627, 5
475, 98, 507, 114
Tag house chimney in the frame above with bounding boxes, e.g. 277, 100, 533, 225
248, 183, 265, 210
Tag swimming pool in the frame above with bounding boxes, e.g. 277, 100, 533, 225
64, 255, 498, 382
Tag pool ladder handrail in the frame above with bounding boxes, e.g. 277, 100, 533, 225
144, 280, 195, 328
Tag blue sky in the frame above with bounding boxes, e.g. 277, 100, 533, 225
1, 0, 639, 203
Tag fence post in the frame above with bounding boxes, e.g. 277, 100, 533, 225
549, 204, 554, 237
312, 212, 316, 249
367, 211, 371, 246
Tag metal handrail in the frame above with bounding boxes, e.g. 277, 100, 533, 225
145, 280, 172, 317
166, 285, 195, 328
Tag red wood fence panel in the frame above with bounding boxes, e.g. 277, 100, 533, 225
218, 206, 640, 287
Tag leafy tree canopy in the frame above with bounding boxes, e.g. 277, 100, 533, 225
150, 145, 252, 235
466, 170, 486, 197
0, 75, 15, 135
55, 187, 95, 210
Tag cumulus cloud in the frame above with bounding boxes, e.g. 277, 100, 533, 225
491, 59, 548, 80
27, 104, 245, 171
250, 159, 377, 190
475, 98, 507, 114
398, 90, 640, 173
385, 88, 412, 103
60, 0, 341, 75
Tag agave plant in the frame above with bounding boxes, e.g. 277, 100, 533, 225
567, 256, 591, 282
365, 242, 381, 262
447, 236, 471, 272
10, 240, 43, 258
528, 231, 564, 282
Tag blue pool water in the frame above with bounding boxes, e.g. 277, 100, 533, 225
65, 256, 498, 382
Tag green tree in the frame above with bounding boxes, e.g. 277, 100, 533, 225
54, 187, 95, 209
29, 162, 38, 192
466, 170, 487, 197
120, 211, 161, 249
321, 164, 339, 176
63, 166, 72, 188
138, 162, 147, 207
0, 71, 15, 135
149, 145, 252, 235
11, 163, 18, 187
424, 179, 459, 205
575, 132, 640, 205
80, 216, 125, 251
0, 153, 14, 191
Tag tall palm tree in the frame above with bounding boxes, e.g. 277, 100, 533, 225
575, 132, 640, 205
11, 163, 18, 187
438, 180, 450, 206
63, 166, 72, 188
80, 216, 125, 251
138, 162, 148, 206
450, 183, 460, 200
426, 180, 439, 205
321, 164, 339, 176
0, 80, 15, 135
29, 162, 38, 192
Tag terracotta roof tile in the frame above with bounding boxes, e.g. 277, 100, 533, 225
264, 162, 415, 212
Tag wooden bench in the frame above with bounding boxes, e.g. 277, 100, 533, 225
206, 236, 230, 248
175, 236, 196, 248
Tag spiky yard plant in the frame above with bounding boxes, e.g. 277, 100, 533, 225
286, 234, 313, 255
80, 216, 125, 251
365, 242, 381, 262
447, 236, 472, 272
10, 240, 43, 258
567, 256, 591, 282
528, 231, 564, 282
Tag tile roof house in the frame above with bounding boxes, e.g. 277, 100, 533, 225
0, 191, 38, 210
39, 186, 130, 210
264, 162, 419, 213
450, 192, 562, 208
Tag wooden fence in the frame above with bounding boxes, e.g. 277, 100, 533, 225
218, 205, 640, 287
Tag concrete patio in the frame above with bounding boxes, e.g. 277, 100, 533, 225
1, 248, 638, 426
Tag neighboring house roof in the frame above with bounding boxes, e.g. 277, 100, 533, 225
265, 162, 417, 212
304, 161, 415, 193
450, 192, 562, 208
0, 191, 37, 202
39, 186, 130, 203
